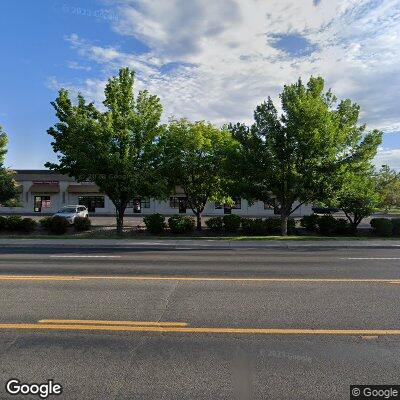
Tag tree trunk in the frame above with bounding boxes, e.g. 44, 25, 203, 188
195, 212, 202, 231
115, 205, 126, 235
281, 214, 288, 236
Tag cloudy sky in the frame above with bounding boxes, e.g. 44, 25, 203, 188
1, 0, 399, 168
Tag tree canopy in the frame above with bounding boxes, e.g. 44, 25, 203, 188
159, 118, 237, 230
46, 67, 165, 233
0, 126, 18, 206
229, 76, 382, 235
374, 165, 400, 213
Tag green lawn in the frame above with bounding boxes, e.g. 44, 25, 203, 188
0, 233, 398, 240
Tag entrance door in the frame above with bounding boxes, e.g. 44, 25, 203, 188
34, 196, 42, 212
178, 198, 187, 214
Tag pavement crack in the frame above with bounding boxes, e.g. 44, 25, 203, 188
157, 281, 180, 323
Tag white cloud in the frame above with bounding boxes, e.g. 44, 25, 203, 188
375, 147, 400, 170
57, 0, 400, 133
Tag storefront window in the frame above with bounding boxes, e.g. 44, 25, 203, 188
127, 197, 151, 213
170, 197, 187, 213
34, 196, 51, 212
78, 196, 105, 212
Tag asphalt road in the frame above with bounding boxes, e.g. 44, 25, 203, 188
0, 244, 399, 399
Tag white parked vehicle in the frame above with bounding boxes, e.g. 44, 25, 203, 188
53, 205, 88, 224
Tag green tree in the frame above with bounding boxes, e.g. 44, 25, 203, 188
0, 126, 18, 205
336, 170, 380, 231
375, 165, 400, 213
46, 68, 164, 234
229, 77, 382, 235
159, 118, 237, 230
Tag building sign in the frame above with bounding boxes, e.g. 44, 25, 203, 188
33, 181, 59, 185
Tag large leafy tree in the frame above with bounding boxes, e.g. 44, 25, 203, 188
229, 77, 382, 235
0, 126, 18, 205
159, 118, 237, 230
46, 68, 164, 234
374, 165, 400, 213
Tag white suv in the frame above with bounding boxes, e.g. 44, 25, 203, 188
53, 205, 88, 224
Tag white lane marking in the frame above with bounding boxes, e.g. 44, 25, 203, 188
341, 258, 400, 260
49, 255, 121, 258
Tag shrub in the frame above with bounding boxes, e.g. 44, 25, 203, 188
287, 218, 296, 234
264, 218, 281, 234
48, 216, 70, 235
391, 219, 400, 236
74, 216, 91, 232
205, 217, 223, 233
4, 215, 23, 231
0, 216, 7, 230
168, 215, 195, 234
223, 214, 242, 233
40, 216, 53, 231
241, 218, 268, 235
17, 218, 37, 233
370, 218, 393, 237
300, 215, 319, 232
143, 213, 166, 234
335, 218, 351, 235
317, 215, 337, 236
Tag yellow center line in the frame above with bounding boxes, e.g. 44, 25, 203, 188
38, 319, 188, 327
0, 275, 400, 284
0, 276, 82, 281
0, 323, 400, 336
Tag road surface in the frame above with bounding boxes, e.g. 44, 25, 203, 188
0, 244, 399, 399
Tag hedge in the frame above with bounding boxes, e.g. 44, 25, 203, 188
205, 217, 223, 232
0, 216, 37, 233
370, 218, 393, 237
143, 213, 166, 234
168, 215, 195, 234
223, 214, 242, 233
74, 216, 92, 232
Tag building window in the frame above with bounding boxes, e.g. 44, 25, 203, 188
170, 197, 179, 208
78, 196, 105, 212
127, 197, 151, 214
264, 199, 280, 215
34, 196, 51, 212
170, 197, 187, 213
232, 197, 241, 210
264, 200, 274, 210
141, 198, 150, 208
215, 203, 222, 210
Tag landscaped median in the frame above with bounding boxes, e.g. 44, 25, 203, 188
1, 213, 400, 240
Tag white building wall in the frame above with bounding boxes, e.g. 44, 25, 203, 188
0, 172, 313, 218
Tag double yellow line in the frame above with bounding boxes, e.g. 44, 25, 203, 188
0, 319, 400, 336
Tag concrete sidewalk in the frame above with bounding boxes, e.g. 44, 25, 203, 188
0, 238, 399, 249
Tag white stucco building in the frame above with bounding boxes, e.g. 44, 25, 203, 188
0, 170, 312, 217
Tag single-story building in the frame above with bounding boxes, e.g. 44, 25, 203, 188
0, 170, 312, 217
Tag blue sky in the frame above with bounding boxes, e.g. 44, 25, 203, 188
1, 0, 399, 169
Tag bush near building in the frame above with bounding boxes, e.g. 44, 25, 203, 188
143, 214, 166, 234
40, 216, 69, 235
300, 215, 320, 232
370, 218, 393, 237
205, 217, 224, 233
168, 215, 195, 234
241, 218, 268, 235
223, 215, 242, 233
0, 215, 37, 233
74, 216, 92, 232
392, 219, 400, 236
